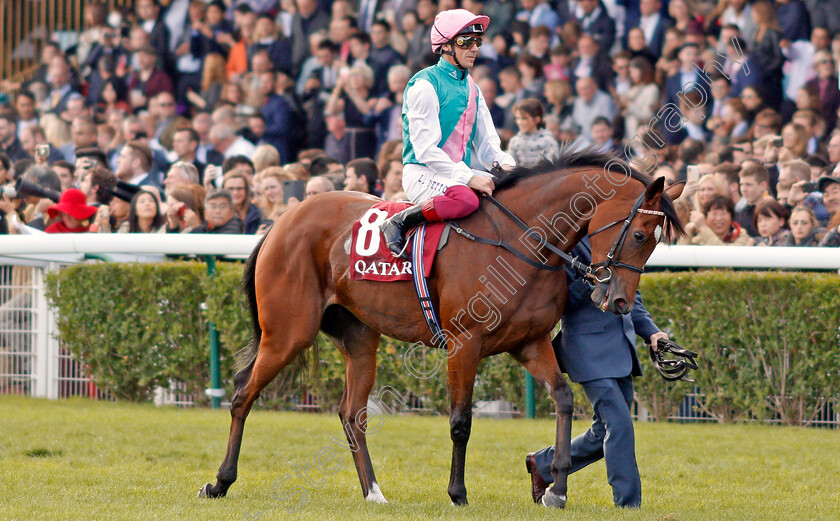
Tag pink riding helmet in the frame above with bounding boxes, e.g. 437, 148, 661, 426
430, 9, 490, 54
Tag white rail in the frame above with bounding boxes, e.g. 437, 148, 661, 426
2, 235, 840, 269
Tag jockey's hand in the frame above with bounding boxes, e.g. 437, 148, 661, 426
468, 175, 495, 196
649, 331, 669, 352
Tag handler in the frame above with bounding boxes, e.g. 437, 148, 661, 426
526, 236, 668, 508
379, 8, 515, 258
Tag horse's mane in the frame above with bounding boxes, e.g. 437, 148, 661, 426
494, 144, 686, 238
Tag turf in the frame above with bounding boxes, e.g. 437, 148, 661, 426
1, 396, 836, 521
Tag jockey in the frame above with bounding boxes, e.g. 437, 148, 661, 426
379, 9, 516, 258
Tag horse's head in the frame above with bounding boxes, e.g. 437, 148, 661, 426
587, 176, 684, 315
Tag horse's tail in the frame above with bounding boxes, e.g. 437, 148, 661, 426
236, 233, 267, 369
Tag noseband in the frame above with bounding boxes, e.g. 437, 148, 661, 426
585, 192, 665, 283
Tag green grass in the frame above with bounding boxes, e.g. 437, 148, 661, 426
1, 397, 837, 521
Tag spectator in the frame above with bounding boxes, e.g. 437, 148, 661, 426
80, 166, 116, 207
115, 140, 159, 188
44, 188, 97, 234
753, 199, 792, 246
259, 71, 296, 163
60, 116, 98, 163
95, 180, 140, 233
694, 174, 730, 211
750, 1, 785, 110
0, 114, 29, 162
736, 162, 771, 236
634, 0, 669, 58
209, 123, 256, 160
186, 53, 227, 112
620, 57, 659, 141
368, 21, 404, 98
574, 0, 617, 53
373, 65, 411, 149
775, 0, 811, 43
571, 34, 613, 92
507, 98, 560, 165
816, 176, 840, 244
172, 128, 206, 181
42, 55, 79, 115
119, 189, 166, 233
784, 205, 824, 246
164, 161, 200, 199
325, 64, 377, 162
255, 166, 293, 217
516, 0, 560, 35
222, 171, 262, 234
751, 108, 783, 139
252, 144, 281, 173
690, 195, 755, 245
805, 51, 840, 134
52, 160, 76, 191
572, 76, 617, 142
378, 159, 403, 201
290, 0, 331, 71
163, 184, 204, 233
127, 45, 175, 110
304, 175, 335, 199
14, 91, 38, 136
590, 116, 621, 156
345, 158, 380, 196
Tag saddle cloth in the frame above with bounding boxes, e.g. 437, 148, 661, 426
350, 201, 446, 281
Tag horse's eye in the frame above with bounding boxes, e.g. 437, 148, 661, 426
633, 231, 646, 243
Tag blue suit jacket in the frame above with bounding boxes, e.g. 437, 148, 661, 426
555, 237, 659, 383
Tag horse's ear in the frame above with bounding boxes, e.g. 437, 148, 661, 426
665, 180, 685, 201
643, 176, 666, 204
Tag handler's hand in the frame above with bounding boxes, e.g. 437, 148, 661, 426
468, 175, 495, 196
649, 331, 669, 352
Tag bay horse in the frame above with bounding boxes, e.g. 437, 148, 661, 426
199, 147, 684, 507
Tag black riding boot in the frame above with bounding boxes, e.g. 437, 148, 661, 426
379, 205, 429, 259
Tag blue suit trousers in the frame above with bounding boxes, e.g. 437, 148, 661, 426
533, 376, 641, 508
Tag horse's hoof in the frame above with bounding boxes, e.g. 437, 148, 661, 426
540, 489, 566, 508
198, 483, 224, 499
365, 483, 388, 503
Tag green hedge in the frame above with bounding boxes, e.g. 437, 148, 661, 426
46, 264, 840, 424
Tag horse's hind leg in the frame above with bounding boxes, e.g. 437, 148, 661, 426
200, 325, 319, 498
322, 305, 386, 503
512, 336, 573, 508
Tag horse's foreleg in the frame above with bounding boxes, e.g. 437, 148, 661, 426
337, 342, 387, 503
446, 345, 481, 506
513, 336, 573, 508
199, 332, 311, 498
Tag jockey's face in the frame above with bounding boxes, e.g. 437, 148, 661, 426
448, 33, 482, 69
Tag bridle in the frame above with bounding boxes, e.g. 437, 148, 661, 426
585, 191, 666, 284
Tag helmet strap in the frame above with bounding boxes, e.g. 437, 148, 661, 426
442, 43, 467, 71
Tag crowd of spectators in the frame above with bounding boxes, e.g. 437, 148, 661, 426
1, 0, 840, 247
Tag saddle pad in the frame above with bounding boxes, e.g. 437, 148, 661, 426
350, 201, 446, 281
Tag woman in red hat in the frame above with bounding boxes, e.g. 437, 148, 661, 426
45, 188, 98, 233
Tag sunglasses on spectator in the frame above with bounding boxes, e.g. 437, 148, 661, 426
454, 36, 482, 49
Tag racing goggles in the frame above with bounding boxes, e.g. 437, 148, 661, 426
454, 35, 483, 49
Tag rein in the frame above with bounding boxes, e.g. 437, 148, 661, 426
447, 190, 664, 283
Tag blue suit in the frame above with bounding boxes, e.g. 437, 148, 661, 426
533, 236, 659, 508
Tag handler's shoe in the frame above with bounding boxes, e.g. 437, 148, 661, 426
379, 205, 428, 259
525, 453, 549, 503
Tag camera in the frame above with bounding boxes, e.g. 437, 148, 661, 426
772, 137, 784, 148
1, 178, 62, 202
801, 182, 819, 193
35, 144, 49, 158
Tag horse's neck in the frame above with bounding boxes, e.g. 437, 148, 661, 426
497, 169, 617, 254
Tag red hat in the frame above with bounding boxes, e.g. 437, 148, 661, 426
47, 189, 98, 220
